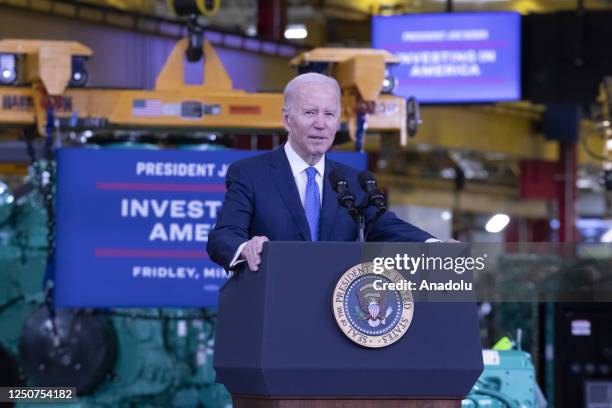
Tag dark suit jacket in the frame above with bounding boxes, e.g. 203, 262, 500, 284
207, 146, 435, 270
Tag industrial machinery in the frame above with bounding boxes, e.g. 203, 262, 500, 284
471, 248, 612, 408
547, 303, 612, 408
0, 36, 418, 149
464, 349, 538, 408
0, 159, 233, 407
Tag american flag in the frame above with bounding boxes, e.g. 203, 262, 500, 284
132, 99, 162, 117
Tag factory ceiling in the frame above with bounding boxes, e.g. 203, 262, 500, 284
69, 0, 612, 33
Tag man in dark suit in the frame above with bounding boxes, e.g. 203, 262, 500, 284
207, 73, 439, 272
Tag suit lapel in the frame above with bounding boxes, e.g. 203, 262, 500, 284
268, 147, 311, 241
319, 159, 339, 241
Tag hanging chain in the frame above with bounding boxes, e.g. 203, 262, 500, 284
24, 103, 57, 283
42, 128, 56, 266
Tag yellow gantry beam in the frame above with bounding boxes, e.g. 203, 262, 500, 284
414, 105, 558, 161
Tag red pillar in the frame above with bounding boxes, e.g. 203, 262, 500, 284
257, 0, 287, 40
557, 141, 577, 243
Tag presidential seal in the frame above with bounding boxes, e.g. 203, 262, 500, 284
332, 262, 414, 348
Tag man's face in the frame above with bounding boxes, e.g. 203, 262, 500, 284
283, 81, 340, 164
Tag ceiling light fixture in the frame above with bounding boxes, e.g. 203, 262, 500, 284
485, 213, 510, 233
284, 24, 308, 40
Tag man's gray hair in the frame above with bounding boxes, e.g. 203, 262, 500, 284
283, 72, 341, 114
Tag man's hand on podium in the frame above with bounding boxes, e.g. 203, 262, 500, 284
242, 236, 269, 271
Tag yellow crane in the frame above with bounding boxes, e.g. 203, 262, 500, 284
0, 37, 416, 148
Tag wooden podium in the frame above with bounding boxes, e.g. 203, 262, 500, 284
214, 242, 483, 408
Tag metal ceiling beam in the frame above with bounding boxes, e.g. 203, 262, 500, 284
322, 0, 612, 17
0, 0, 308, 57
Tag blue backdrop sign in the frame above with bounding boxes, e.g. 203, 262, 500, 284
372, 12, 521, 103
55, 147, 367, 308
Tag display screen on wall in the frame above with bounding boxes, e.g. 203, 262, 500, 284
372, 12, 521, 103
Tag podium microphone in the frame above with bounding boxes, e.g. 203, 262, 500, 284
357, 170, 386, 215
329, 169, 357, 217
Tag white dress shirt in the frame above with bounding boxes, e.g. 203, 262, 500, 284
283, 141, 324, 207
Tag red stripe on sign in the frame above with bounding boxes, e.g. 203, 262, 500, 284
229, 105, 261, 114
95, 248, 208, 259
96, 182, 226, 192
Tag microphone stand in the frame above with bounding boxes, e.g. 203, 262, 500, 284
344, 205, 365, 243
357, 199, 386, 242
339, 195, 385, 243
356, 213, 366, 242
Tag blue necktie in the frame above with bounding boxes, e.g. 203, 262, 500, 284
304, 166, 320, 241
